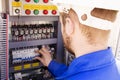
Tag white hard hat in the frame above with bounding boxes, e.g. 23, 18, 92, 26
50, 0, 120, 30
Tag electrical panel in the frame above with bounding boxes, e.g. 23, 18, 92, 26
9, 0, 58, 16
7, 0, 64, 79
8, 18, 64, 80
0, 0, 64, 80
9, 44, 56, 80
64, 49, 75, 66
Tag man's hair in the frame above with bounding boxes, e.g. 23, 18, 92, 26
60, 8, 117, 45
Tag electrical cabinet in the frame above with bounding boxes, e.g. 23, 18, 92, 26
1, 0, 64, 80
8, 13, 64, 80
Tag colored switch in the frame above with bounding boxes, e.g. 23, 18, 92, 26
43, 0, 49, 3
43, 10, 48, 15
52, 10, 57, 15
34, 0, 39, 3
25, 9, 31, 15
15, 0, 20, 2
34, 10, 39, 15
15, 9, 20, 14
25, 0, 31, 2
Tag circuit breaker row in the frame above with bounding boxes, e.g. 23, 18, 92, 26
11, 45, 56, 64
9, 20, 58, 80
13, 68, 54, 80
11, 24, 56, 41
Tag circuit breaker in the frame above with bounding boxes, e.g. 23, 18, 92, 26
9, 44, 56, 80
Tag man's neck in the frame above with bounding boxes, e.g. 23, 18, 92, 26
74, 44, 108, 58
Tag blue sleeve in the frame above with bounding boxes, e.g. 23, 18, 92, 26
116, 59, 120, 73
48, 60, 68, 77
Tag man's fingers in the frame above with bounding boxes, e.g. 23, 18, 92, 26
35, 49, 45, 55
42, 47, 50, 53
35, 48, 50, 55
34, 50, 39, 53
35, 57, 43, 63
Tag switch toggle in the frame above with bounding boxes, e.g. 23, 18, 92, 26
15, 0, 20, 2
34, 0, 39, 3
43, 10, 48, 15
34, 10, 39, 15
25, 9, 31, 15
52, 10, 57, 15
13, 7, 21, 15
43, 0, 49, 3
25, 0, 31, 2
15, 9, 20, 14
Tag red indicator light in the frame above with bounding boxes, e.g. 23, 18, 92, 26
25, 0, 31, 2
43, 10, 48, 15
52, 10, 57, 15
43, 0, 49, 3
15, 0, 20, 2
25, 9, 31, 15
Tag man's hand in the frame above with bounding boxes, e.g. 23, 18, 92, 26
35, 47, 52, 67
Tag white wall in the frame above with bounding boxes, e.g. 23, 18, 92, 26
108, 12, 120, 55
0, 0, 6, 13
0, 0, 2, 13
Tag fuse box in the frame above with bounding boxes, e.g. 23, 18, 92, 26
8, 19, 64, 80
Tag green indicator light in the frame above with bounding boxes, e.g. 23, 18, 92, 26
34, 10, 39, 15
34, 0, 39, 3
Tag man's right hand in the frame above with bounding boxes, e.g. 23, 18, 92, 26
35, 47, 52, 67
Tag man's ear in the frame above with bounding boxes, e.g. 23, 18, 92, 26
65, 17, 74, 36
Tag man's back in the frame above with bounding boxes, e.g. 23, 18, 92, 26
48, 47, 120, 80
67, 62, 119, 80
116, 59, 120, 73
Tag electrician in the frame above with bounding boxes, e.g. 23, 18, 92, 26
35, 0, 120, 80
